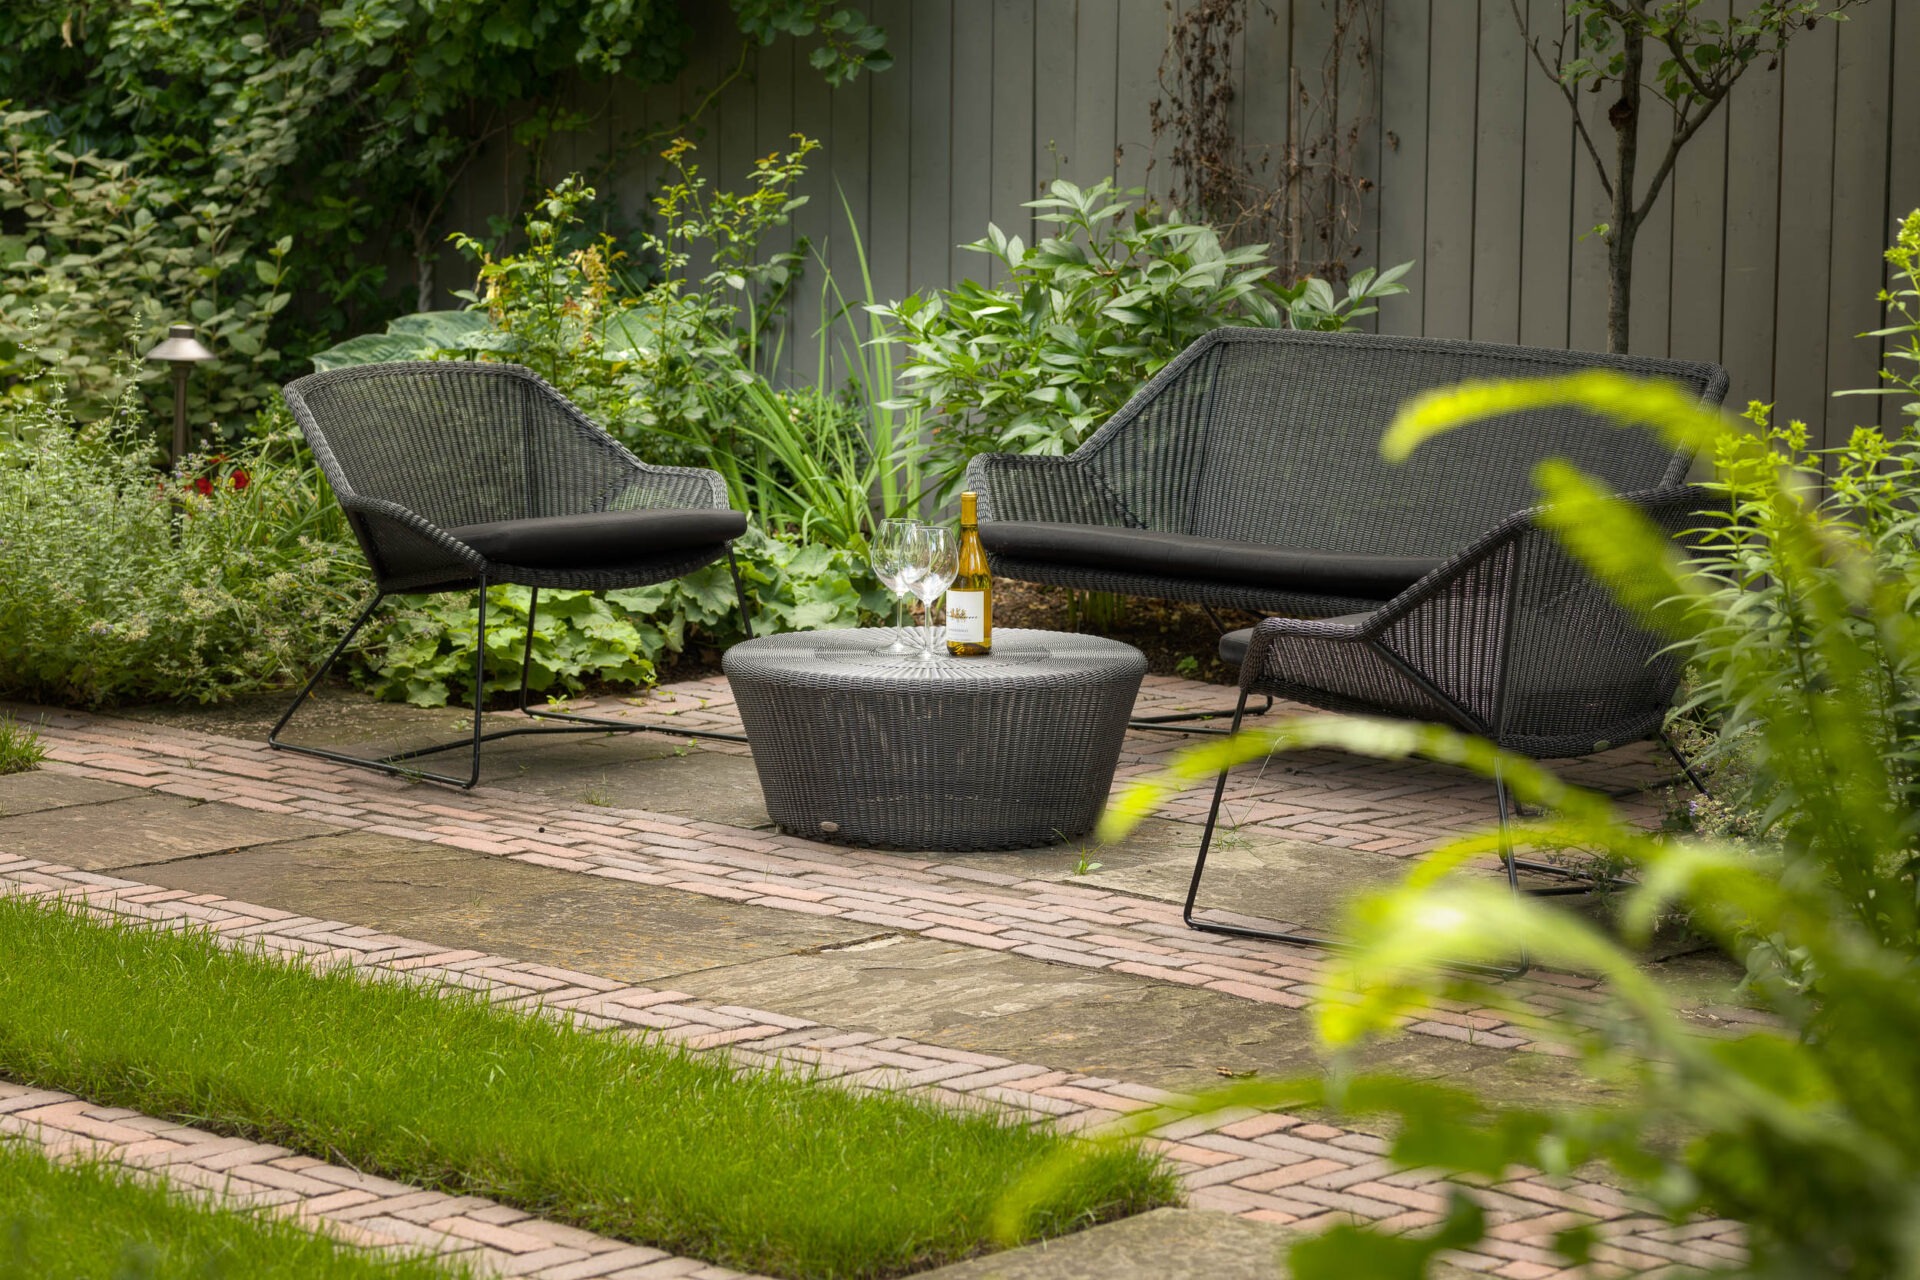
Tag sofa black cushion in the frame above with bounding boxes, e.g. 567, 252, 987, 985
981, 522, 1442, 601
448, 508, 746, 569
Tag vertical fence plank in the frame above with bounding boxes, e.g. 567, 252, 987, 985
1034, 0, 1077, 188
950, 4, 995, 281
1237, 0, 1292, 260
1377, 0, 1428, 335
991, 0, 1039, 280
1719, 43, 1782, 408
1565, 85, 1612, 354
1422, 5, 1477, 339
1114, 0, 1162, 195
1517, 0, 1571, 349
1627, 82, 1675, 359
789, 46, 835, 385
1470, 0, 1524, 344
1342, 0, 1385, 315
908, 0, 954, 295
1072, 0, 1120, 185
866, 1, 913, 309
1772, 18, 1840, 437
753, 34, 797, 382
1665, 0, 1727, 369
1824, 2, 1894, 436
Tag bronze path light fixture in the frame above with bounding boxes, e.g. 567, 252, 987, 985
143, 323, 216, 465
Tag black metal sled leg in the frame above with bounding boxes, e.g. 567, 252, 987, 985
1180, 725, 1556, 977
270, 581, 511, 789
1659, 728, 1711, 797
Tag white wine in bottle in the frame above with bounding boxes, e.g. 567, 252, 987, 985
945, 491, 992, 656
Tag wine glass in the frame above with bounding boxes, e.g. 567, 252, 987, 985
909, 525, 958, 659
870, 518, 922, 654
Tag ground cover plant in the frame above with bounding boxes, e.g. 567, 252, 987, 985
0, 897, 1175, 1280
1089, 223, 1920, 1275
0, 1139, 468, 1279
0, 373, 365, 708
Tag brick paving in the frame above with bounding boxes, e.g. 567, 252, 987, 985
7, 683, 1681, 1054
0, 857, 1744, 1278
0, 1078, 752, 1279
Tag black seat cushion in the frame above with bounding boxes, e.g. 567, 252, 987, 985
448, 508, 746, 569
981, 522, 1442, 601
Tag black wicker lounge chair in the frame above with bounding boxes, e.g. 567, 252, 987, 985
966, 329, 1728, 965
271, 362, 753, 788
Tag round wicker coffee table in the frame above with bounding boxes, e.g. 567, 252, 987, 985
723, 628, 1148, 851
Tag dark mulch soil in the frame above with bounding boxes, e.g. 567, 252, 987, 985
656, 579, 1248, 688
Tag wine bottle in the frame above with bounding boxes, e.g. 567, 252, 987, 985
945, 491, 992, 656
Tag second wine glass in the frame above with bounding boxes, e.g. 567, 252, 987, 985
910, 525, 958, 659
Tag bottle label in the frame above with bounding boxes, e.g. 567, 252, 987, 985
945, 590, 987, 644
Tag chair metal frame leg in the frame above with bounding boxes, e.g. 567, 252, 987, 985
516, 548, 753, 745
1128, 604, 1277, 734
269, 548, 759, 788
1181, 719, 1715, 977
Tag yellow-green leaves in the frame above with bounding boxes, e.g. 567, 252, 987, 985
1380, 369, 1726, 463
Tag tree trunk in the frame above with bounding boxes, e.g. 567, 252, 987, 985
1605, 29, 1644, 355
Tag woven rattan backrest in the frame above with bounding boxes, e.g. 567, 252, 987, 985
282, 362, 637, 530
1077, 330, 1726, 554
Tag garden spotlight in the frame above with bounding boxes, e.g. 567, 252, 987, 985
143, 323, 215, 466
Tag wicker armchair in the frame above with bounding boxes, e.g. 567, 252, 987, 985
270, 362, 753, 788
1185, 484, 1716, 962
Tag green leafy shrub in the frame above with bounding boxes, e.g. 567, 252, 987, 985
1098, 267, 1920, 1273
0, 2, 889, 394
874, 178, 1410, 501
0, 375, 366, 707
0, 107, 294, 424
356, 526, 887, 707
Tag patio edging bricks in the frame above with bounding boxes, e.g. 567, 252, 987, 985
0, 857, 1745, 1278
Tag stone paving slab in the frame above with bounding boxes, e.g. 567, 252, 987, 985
0, 1079, 754, 1280
0, 791, 338, 869
135, 833, 879, 985
0, 771, 150, 817
0, 858, 1745, 1277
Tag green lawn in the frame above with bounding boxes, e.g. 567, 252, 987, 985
0, 1138, 465, 1279
0, 898, 1176, 1279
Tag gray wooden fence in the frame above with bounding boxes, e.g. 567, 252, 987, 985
442, 0, 1920, 449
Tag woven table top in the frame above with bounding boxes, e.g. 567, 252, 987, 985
721, 628, 1147, 689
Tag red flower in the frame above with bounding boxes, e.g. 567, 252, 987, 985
192, 477, 213, 497
230, 469, 250, 491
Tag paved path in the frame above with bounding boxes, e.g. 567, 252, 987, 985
0, 675, 1749, 1278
